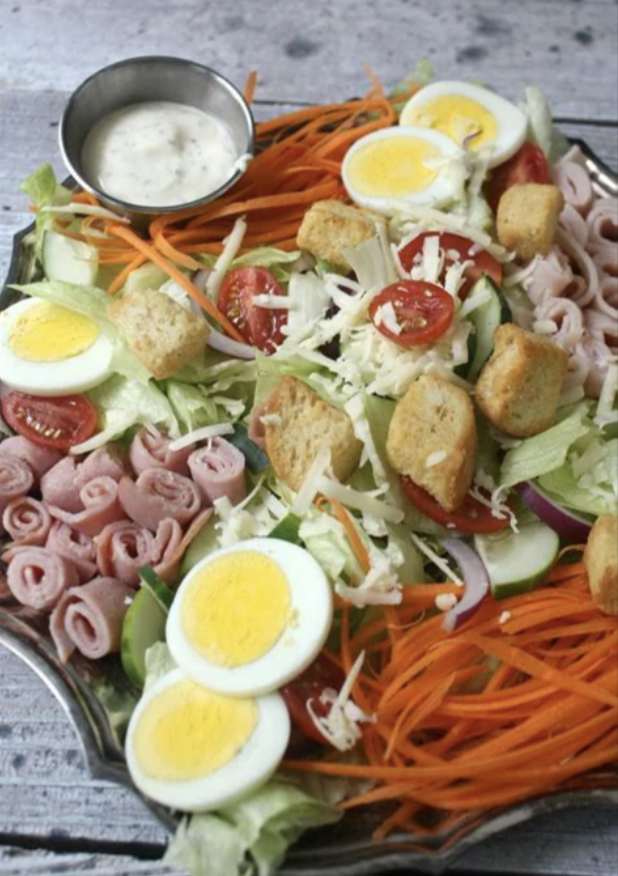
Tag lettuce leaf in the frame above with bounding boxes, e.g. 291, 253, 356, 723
199, 247, 301, 284
538, 435, 618, 516
20, 164, 72, 259
521, 86, 570, 163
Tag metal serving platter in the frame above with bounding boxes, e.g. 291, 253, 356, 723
1, 141, 617, 875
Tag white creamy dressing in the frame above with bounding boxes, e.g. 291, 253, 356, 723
81, 101, 239, 207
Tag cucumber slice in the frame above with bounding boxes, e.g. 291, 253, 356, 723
268, 513, 302, 544
138, 566, 174, 612
42, 230, 98, 286
121, 587, 167, 688
474, 522, 560, 600
180, 514, 219, 577
467, 276, 512, 381
124, 262, 167, 294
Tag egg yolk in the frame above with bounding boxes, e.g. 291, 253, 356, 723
404, 95, 498, 151
346, 136, 440, 197
9, 302, 100, 363
134, 678, 257, 782
181, 551, 291, 667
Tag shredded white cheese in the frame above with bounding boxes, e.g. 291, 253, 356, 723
290, 445, 332, 517
317, 476, 404, 523
469, 469, 519, 533
409, 532, 463, 586
373, 301, 402, 335
499, 610, 512, 625
259, 413, 282, 426
252, 294, 293, 309
307, 651, 375, 752
205, 216, 247, 300
435, 593, 458, 612
168, 423, 234, 452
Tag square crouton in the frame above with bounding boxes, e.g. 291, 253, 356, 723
497, 183, 564, 261
386, 374, 477, 512
296, 200, 383, 271
108, 287, 210, 380
584, 514, 618, 616
263, 377, 362, 491
475, 324, 568, 438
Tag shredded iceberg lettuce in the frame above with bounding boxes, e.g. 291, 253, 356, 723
20, 163, 72, 259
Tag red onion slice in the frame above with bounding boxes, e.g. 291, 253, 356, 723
439, 538, 490, 632
516, 481, 592, 541
207, 328, 256, 360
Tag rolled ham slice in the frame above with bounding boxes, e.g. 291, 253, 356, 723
188, 438, 246, 506
0, 456, 34, 518
118, 469, 200, 531
154, 509, 213, 583
559, 203, 589, 249
533, 297, 585, 353
48, 476, 125, 537
129, 429, 192, 477
523, 247, 574, 306
49, 577, 132, 663
3, 497, 52, 547
4, 547, 80, 611
40, 457, 82, 513
555, 228, 599, 309
74, 446, 128, 490
0, 437, 61, 483
96, 520, 159, 586
553, 159, 594, 216
587, 197, 618, 252
46, 521, 97, 582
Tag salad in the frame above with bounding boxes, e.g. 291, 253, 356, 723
0, 62, 616, 876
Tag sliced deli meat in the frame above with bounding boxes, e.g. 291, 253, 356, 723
154, 508, 213, 583
118, 469, 201, 531
50, 577, 132, 663
40, 457, 82, 513
73, 446, 128, 489
46, 521, 97, 582
0, 456, 34, 518
96, 519, 164, 586
188, 438, 247, 506
0, 436, 62, 482
48, 476, 125, 537
3, 497, 52, 546
4, 547, 80, 611
129, 429, 192, 477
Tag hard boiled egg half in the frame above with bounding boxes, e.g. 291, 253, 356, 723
125, 667, 290, 811
166, 538, 333, 696
399, 81, 527, 168
342, 126, 464, 212
0, 298, 113, 395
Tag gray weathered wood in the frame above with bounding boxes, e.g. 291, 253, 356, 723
1, 0, 617, 872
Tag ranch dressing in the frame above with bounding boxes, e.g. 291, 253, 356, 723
81, 101, 239, 207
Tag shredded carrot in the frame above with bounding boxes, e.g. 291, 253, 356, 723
283, 559, 617, 838
316, 496, 371, 574
243, 70, 258, 105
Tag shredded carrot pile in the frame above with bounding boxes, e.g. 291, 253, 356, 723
284, 558, 618, 840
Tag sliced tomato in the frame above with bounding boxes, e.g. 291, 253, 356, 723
369, 281, 455, 347
401, 476, 512, 534
1, 392, 98, 451
487, 142, 549, 213
398, 232, 503, 300
281, 654, 345, 745
217, 266, 286, 354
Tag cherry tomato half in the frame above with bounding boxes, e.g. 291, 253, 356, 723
487, 142, 549, 213
401, 476, 512, 534
217, 266, 286, 354
369, 281, 455, 347
1, 392, 98, 451
281, 654, 345, 745
398, 232, 503, 300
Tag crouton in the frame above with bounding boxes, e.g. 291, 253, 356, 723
386, 374, 477, 512
263, 377, 362, 491
108, 287, 209, 380
296, 200, 383, 271
584, 514, 618, 616
475, 324, 568, 438
497, 183, 564, 261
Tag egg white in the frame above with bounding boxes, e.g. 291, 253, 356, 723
400, 81, 528, 168
166, 538, 333, 697
125, 668, 290, 812
342, 126, 465, 213
0, 298, 113, 396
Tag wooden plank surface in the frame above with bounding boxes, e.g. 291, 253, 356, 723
1, 0, 617, 873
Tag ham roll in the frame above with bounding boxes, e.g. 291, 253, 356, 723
50, 577, 132, 663
46, 521, 97, 582
4, 547, 80, 611
74, 446, 128, 490
0, 436, 61, 483
96, 520, 163, 586
553, 155, 594, 215
3, 497, 52, 546
49, 476, 125, 537
118, 469, 200, 531
587, 197, 618, 252
40, 457, 82, 513
188, 438, 246, 506
154, 509, 212, 583
0, 456, 34, 517
533, 297, 585, 352
129, 429, 192, 477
